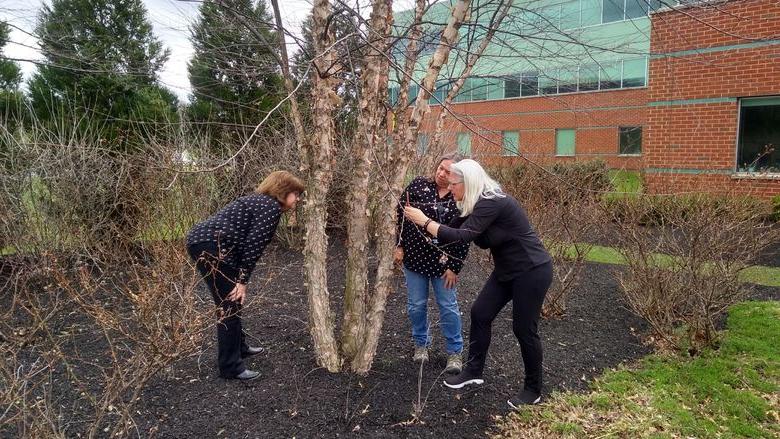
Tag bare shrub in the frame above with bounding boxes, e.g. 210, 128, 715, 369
612, 193, 778, 353
493, 161, 609, 317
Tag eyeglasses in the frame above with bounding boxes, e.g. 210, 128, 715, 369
447, 181, 463, 188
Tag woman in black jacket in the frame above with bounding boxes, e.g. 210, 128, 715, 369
404, 159, 552, 407
187, 170, 304, 380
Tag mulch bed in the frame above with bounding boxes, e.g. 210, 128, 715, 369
134, 243, 660, 438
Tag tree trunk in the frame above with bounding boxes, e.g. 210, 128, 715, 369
341, 0, 393, 361
302, 0, 344, 372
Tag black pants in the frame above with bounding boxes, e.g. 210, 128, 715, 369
464, 261, 552, 394
188, 242, 252, 378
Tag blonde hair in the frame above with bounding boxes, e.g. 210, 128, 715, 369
255, 170, 305, 204
450, 159, 504, 216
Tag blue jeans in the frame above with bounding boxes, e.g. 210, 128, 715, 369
403, 267, 464, 354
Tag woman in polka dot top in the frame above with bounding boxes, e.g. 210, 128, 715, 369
395, 152, 469, 373
186, 170, 304, 380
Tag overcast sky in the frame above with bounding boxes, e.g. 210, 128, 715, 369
0, 0, 316, 101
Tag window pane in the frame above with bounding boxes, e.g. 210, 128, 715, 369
737, 100, 780, 172
649, 0, 664, 11
619, 126, 642, 154
429, 80, 449, 104
581, 0, 602, 26
389, 86, 399, 106
471, 78, 488, 101
487, 79, 504, 100
522, 9, 543, 34
600, 61, 622, 89
503, 131, 519, 156
558, 67, 578, 93
409, 85, 419, 102
556, 129, 576, 156
455, 79, 471, 102
579, 64, 599, 91
625, 0, 648, 19
561, 1, 580, 30
457, 132, 472, 155
603, 0, 625, 23
622, 57, 647, 87
521, 71, 539, 96
417, 133, 429, 156
504, 76, 522, 98
539, 71, 558, 95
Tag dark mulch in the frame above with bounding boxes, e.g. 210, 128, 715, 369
133, 245, 656, 439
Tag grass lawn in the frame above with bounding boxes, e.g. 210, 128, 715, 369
608, 169, 643, 195
494, 301, 780, 438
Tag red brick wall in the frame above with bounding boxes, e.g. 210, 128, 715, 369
646, 0, 780, 197
419, 88, 647, 170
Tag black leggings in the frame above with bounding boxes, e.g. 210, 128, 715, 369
464, 261, 552, 394
188, 242, 251, 378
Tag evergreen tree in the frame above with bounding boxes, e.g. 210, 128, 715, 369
28, 0, 177, 149
187, 0, 283, 143
0, 21, 26, 133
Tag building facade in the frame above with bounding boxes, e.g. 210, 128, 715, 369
400, 0, 779, 196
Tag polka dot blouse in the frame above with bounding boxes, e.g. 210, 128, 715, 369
187, 193, 282, 284
396, 176, 470, 277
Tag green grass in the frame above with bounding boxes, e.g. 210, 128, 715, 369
564, 243, 780, 288
494, 301, 780, 438
608, 169, 643, 194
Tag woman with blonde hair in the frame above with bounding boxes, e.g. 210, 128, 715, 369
404, 159, 552, 407
187, 170, 304, 380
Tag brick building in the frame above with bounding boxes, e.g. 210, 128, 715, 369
398, 0, 779, 196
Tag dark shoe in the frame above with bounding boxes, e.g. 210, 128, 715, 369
507, 389, 541, 409
234, 369, 260, 380
443, 370, 484, 389
241, 346, 264, 358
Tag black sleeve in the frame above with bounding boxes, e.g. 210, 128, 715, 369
437, 198, 501, 245
445, 240, 469, 274
236, 199, 281, 283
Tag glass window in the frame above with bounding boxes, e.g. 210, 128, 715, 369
649, 0, 664, 11
521, 71, 539, 96
581, 0, 602, 26
539, 71, 558, 95
556, 129, 576, 156
503, 131, 519, 156
389, 86, 399, 106
471, 78, 488, 101
429, 80, 449, 105
737, 97, 780, 173
600, 60, 622, 89
622, 57, 647, 87
619, 126, 642, 154
417, 133, 430, 156
409, 85, 419, 102
579, 64, 600, 91
457, 132, 472, 155
603, 0, 625, 23
625, 0, 648, 18
455, 79, 471, 102
487, 78, 504, 100
521, 9, 543, 34
504, 76, 522, 98
558, 67, 578, 93
560, 1, 581, 30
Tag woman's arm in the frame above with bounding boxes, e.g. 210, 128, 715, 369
404, 198, 501, 244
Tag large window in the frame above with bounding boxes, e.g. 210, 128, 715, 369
622, 58, 647, 87
521, 71, 539, 96
619, 126, 642, 155
503, 131, 519, 156
737, 97, 780, 173
457, 132, 472, 155
578, 64, 599, 91
556, 129, 576, 156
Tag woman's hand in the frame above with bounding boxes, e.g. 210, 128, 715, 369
404, 206, 428, 226
393, 247, 404, 266
226, 283, 248, 304
441, 269, 458, 289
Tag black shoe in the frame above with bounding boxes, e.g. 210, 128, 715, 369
234, 369, 260, 380
443, 370, 484, 389
507, 389, 541, 409
241, 346, 264, 358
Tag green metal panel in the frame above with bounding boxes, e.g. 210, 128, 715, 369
503, 131, 520, 156
741, 96, 780, 107
457, 132, 472, 155
556, 129, 576, 156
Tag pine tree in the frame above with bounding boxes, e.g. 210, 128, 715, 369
28, 0, 177, 148
0, 21, 26, 132
187, 0, 283, 143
